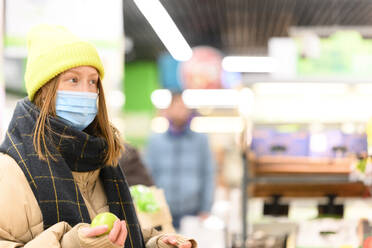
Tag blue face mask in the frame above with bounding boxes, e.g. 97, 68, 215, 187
55, 90, 98, 131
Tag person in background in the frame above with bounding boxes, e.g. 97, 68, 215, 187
145, 93, 216, 229
0, 24, 195, 248
119, 143, 154, 187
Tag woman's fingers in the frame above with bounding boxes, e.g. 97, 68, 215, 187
81, 225, 108, 237
115, 221, 128, 246
161, 235, 193, 248
108, 219, 121, 242
161, 236, 178, 245
108, 220, 128, 246
179, 242, 192, 248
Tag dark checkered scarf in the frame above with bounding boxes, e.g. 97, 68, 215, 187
0, 98, 145, 248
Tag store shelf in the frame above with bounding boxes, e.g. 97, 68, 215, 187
247, 155, 366, 197
241, 153, 367, 248
251, 156, 353, 175
252, 182, 367, 197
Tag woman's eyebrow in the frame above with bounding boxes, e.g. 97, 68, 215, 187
67, 69, 98, 76
62, 71, 98, 76
61, 71, 78, 76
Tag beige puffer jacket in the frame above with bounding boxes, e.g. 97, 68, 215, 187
0, 153, 195, 248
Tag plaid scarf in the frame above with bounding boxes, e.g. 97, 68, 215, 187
0, 98, 145, 248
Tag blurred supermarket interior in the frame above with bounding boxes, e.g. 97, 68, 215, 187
4, 0, 372, 247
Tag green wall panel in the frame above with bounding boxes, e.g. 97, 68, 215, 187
123, 61, 159, 113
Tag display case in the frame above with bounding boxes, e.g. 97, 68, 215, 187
241, 152, 368, 248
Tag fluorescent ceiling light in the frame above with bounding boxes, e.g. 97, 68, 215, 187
222, 56, 278, 73
190, 117, 245, 133
182, 89, 239, 108
238, 88, 255, 116
152, 116, 246, 133
152, 89, 255, 115
151, 89, 172, 109
107, 90, 125, 108
252, 83, 349, 95
133, 0, 192, 61
151, 117, 169, 133
182, 88, 254, 110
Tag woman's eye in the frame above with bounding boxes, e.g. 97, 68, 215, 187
89, 79, 97, 85
68, 78, 78, 83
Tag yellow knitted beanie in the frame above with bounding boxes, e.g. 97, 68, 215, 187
25, 24, 105, 100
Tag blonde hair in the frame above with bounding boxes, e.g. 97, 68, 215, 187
33, 76, 123, 166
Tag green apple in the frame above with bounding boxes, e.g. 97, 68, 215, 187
91, 212, 119, 235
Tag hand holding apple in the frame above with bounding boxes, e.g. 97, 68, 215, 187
80, 212, 128, 246
91, 212, 118, 235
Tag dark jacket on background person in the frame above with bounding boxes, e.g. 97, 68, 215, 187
119, 144, 154, 187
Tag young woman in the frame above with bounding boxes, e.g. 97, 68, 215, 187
0, 24, 195, 248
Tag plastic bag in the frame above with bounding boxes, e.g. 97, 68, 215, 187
130, 185, 160, 213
